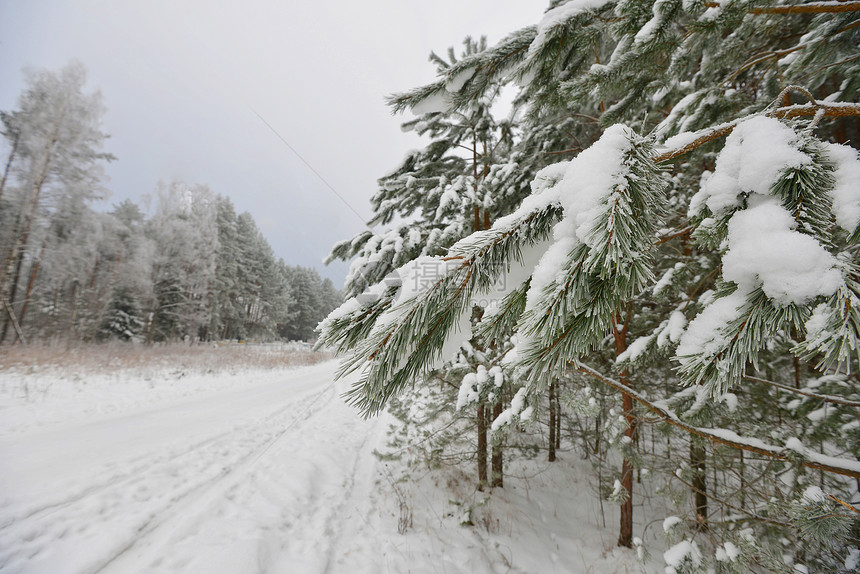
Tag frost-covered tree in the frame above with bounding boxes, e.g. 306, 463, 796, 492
98, 286, 144, 341
324, 37, 542, 488
0, 61, 113, 343
144, 181, 218, 342
327, 37, 522, 297
320, 0, 860, 568
280, 265, 340, 342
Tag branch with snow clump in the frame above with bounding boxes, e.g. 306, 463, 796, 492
575, 362, 860, 478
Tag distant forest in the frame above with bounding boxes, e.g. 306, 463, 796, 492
0, 62, 341, 345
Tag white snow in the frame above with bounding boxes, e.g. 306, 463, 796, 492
845, 548, 860, 570
634, 0, 669, 44
491, 386, 528, 431
688, 116, 811, 217
825, 142, 860, 233
616, 334, 654, 363
801, 485, 827, 504
436, 185, 463, 220
456, 372, 480, 409
490, 160, 568, 232
0, 358, 666, 573
662, 515, 683, 532
807, 405, 829, 422
489, 365, 504, 387
558, 125, 634, 248
411, 90, 453, 115
528, 0, 614, 59
372, 254, 445, 332
655, 92, 700, 141
676, 289, 747, 360
721, 198, 842, 305
653, 263, 683, 295
677, 116, 846, 373
0, 361, 388, 573
445, 67, 476, 93
657, 310, 687, 348
785, 436, 806, 453
721, 392, 738, 413
805, 302, 830, 340
525, 235, 579, 314
663, 539, 702, 572
715, 541, 740, 562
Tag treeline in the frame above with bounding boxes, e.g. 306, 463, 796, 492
0, 62, 340, 345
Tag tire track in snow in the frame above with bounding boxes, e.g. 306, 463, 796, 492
0, 370, 339, 574
88, 380, 338, 574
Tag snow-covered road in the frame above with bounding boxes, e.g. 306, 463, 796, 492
0, 361, 387, 574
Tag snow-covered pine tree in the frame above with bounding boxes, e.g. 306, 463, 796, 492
323, 37, 540, 487
327, 37, 523, 298
98, 286, 143, 341
320, 0, 860, 568
143, 182, 218, 343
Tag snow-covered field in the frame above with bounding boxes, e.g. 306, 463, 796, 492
0, 354, 652, 573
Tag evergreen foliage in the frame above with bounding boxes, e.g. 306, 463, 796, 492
321, 1, 860, 570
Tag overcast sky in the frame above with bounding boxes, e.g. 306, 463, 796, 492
0, 0, 545, 285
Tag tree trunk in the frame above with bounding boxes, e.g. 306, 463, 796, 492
0, 144, 53, 319
548, 380, 557, 462
477, 402, 488, 490
618, 389, 635, 548
2, 298, 24, 345
614, 310, 636, 548
0, 228, 31, 344
0, 132, 19, 206
68, 282, 80, 345
690, 438, 708, 530
555, 382, 561, 450
13, 237, 48, 342
491, 401, 503, 488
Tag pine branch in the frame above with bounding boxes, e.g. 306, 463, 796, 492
704, 0, 860, 13
340, 203, 562, 416
576, 363, 860, 479
670, 468, 791, 527
655, 101, 860, 163
743, 375, 860, 408
387, 26, 537, 114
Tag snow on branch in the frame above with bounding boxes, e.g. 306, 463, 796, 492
575, 363, 860, 479
336, 202, 562, 416
743, 375, 860, 408
387, 27, 537, 115
704, 0, 860, 13
514, 126, 668, 384
655, 100, 860, 163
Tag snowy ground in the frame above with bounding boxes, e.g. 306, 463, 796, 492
0, 357, 655, 573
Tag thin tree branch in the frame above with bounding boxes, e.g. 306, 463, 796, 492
705, 0, 860, 13
828, 494, 860, 515
655, 226, 694, 246
744, 374, 860, 408
671, 469, 791, 527
544, 147, 583, 155
655, 101, 860, 163
574, 362, 860, 479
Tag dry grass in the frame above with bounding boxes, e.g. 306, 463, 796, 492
0, 341, 333, 376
